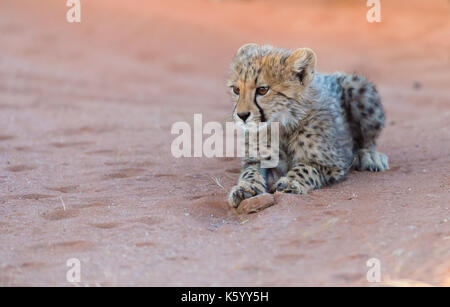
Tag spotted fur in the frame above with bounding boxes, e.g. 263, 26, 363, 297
227, 44, 389, 208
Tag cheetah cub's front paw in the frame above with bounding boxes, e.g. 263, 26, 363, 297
228, 181, 265, 208
270, 177, 308, 194
353, 149, 389, 172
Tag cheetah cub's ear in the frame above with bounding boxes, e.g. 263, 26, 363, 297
235, 43, 259, 57
285, 48, 317, 88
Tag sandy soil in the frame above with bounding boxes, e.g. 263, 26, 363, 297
0, 0, 449, 286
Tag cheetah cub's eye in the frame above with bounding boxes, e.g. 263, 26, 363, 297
232, 86, 240, 95
256, 86, 269, 96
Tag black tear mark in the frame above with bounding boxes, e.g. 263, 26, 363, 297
253, 94, 266, 122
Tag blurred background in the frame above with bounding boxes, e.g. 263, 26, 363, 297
0, 0, 449, 286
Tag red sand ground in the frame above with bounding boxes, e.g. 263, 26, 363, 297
0, 0, 449, 286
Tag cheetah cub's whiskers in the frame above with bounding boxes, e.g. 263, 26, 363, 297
227, 44, 389, 209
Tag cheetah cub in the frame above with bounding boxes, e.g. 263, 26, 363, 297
228, 44, 389, 208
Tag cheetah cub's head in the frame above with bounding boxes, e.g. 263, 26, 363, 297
227, 44, 316, 129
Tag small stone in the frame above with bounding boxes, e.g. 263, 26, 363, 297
413, 81, 422, 89
237, 193, 275, 214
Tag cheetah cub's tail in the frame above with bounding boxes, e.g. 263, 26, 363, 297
339, 74, 389, 172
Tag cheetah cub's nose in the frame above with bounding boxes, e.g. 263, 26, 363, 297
237, 112, 250, 122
